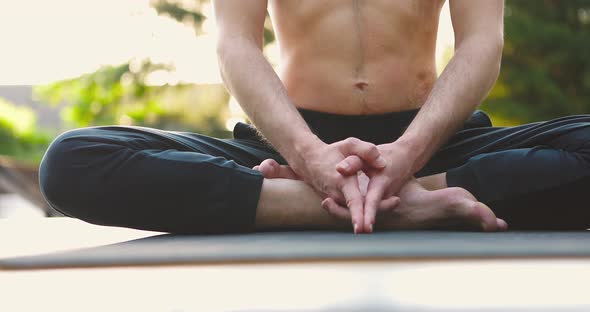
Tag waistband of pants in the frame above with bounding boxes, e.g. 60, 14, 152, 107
297, 108, 420, 145
232, 108, 491, 146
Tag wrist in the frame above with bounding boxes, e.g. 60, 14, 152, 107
284, 133, 324, 169
387, 136, 424, 173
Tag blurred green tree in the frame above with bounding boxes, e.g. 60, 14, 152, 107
35, 0, 275, 143
35, 60, 231, 138
151, 0, 275, 44
0, 98, 50, 164
34, 1, 235, 139
36, 61, 169, 127
482, 0, 590, 124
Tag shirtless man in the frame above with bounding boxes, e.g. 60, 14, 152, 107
38, 1, 590, 234
214, 0, 505, 233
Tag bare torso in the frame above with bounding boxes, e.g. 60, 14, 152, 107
268, 0, 445, 115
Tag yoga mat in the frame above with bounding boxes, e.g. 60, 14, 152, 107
1, 231, 589, 270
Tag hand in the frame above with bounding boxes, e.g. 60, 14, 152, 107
292, 137, 391, 233
254, 159, 400, 229
254, 138, 401, 233
335, 140, 416, 231
254, 159, 385, 200
258, 137, 393, 233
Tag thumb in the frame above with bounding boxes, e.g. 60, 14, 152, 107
338, 137, 387, 170
336, 155, 365, 175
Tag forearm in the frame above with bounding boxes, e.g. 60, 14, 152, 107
217, 38, 322, 165
399, 35, 503, 172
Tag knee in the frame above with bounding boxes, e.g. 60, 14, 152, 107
556, 126, 590, 170
39, 128, 97, 214
551, 125, 590, 153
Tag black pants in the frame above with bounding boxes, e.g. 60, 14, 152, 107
39, 109, 590, 233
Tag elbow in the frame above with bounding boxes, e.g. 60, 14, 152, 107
215, 39, 234, 68
216, 36, 261, 60
456, 34, 504, 90
480, 31, 504, 72
215, 36, 264, 91
490, 36, 504, 82
492, 35, 504, 71
458, 34, 504, 75
216, 37, 261, 75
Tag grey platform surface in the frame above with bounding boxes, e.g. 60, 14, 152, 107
2, 230, 589, 269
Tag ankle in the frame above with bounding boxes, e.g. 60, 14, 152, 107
255, 178, 348, 231
416, 173, 447, 190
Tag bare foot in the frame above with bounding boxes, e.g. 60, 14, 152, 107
378, 179, 507, 232
253, 159, 507, 232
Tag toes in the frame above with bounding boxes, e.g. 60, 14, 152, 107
378, 196, 401, 212
496, 218, 508, 231
473, 202, 501, 232
259, 159, 282, 178
321, 198, 352, 220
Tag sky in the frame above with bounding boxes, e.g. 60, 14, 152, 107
0, 0, 454, 86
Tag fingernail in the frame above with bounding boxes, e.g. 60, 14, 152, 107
353, 223, 358, 234
368, 224, 373, 233
339, 162, 350, 170
376, 156, 387, 167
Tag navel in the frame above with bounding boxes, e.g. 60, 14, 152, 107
355, 81, 369, 90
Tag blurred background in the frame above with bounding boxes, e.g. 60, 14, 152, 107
1, 0, 589, 217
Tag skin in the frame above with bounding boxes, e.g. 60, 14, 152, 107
254, 160, 506, 232
213, 0, 506, 233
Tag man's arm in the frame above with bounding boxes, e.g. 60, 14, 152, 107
398, 0, 505, 171
335, 0, 504, 230
213, 0, 388, 233
213, 0, 315, 162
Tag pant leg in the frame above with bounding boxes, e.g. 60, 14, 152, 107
420, 115, 590, 230
39, 125, 282, 234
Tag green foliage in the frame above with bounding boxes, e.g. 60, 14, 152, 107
36, 61, 170, 127
0, 98, 51, 164
151, 0, 275, 44
35, 60, 231, 138
482, 0, 590, 124
152, 0, 207, 33
33, 0, 272, 143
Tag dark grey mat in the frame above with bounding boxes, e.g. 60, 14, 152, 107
2, 231, 590, 270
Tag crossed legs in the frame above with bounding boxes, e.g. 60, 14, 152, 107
255, 169, 506, 232
255, 114, 590, 232
39, 115, 590, 234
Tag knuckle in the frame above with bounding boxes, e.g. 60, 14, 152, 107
344, 137, 358, 145
368, 145, 378, 154
263, 159, 274, 167
327, 190, 341, 201
350, 155, 362, 164
346, 196, 360, 207
334, 176, 346, 188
